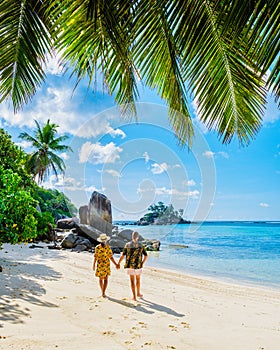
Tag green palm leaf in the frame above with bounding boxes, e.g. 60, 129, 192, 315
171, 0, 266, 144
49, 0, 138, 116
0, 0, 279, 145
19, 119, 72, 184
132, 0, 194, 145
0, 0, 52, 111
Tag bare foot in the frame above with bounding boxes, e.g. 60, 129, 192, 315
137, 294, 143, 298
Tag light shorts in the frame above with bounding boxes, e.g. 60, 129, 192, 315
126, 268, 142, 276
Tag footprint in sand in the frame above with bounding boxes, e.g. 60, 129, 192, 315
181, 321, 190, 329
138, 321, 147, 328
89, 304, 99, 310
102, 330, 116, 336
168, 324, 178, 332
129, 328, 141, 338
124, 340, 133, 345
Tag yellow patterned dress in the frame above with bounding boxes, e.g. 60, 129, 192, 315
94, 244, 113, 278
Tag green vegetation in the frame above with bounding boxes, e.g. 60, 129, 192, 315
0, 129, 38, 244
0, 166, 38, 244
19, 119, 72, 184
0, 129, 76, 247
0, 1, 279, 146
34, 188, 77, 222
137, 201, 189, 225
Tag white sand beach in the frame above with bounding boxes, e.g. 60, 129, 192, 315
0, 243, 280, 350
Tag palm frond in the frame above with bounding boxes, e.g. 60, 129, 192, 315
0, 0, 52, 111
173, 0, 266, 145
133, 0, 193, 145
19, 119, 70, 184
19, 131, 41, 148
48, 151, 66, 177
246, 0, 280, 101
0, 0, 278, 146
49, 0, 139, 116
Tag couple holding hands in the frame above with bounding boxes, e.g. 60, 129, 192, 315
93, 231, 148, 301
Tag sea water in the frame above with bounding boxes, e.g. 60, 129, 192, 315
116, 221, 280, 290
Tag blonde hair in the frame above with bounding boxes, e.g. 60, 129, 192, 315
132, 231, 139, 241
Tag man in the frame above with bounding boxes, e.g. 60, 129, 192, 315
118, 231, 148, 301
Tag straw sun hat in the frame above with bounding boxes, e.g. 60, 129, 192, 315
97, 233, 110, 243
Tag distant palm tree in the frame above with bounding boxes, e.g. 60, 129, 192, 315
19, 120, 72, 184
0, 1, 279, 145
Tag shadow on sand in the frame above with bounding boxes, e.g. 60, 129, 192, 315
107, 296, 184, 317
0, 246, 65, 326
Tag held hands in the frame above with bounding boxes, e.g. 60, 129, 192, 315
115, 263, 120, 270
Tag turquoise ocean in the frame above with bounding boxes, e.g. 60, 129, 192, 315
115, 221, 280, 290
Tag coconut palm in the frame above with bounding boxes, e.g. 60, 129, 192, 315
19, 119, 72, 184
0, 0, 279, 146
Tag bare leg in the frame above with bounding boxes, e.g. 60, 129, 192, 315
99, 278, 104, 295
99, 277, 103, 292
136, 275, 143, 297
102, 277, 108, 297
129, 275, 137, 301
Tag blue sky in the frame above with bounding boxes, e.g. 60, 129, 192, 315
1, 59, 279, 222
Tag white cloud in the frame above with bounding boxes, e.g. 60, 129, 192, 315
44, 54, 64, 75
143, 151, 150, 163
218, 151, 229, 159
137, 186, 200, 199
203, 151, 215, 158
60, 152, 70, 160
42, 174, 102, 194
0, 79, 125, 139
155, 187, 200, 199
108, 127, 126, 139
151, 162, 169, 174
76, 119, 126, 139
150, 162, 183, 175
0, 85, 86, 134
183, 179, 196, 186
203, 150, 229, 159
103, 169, 121, 177
84, 185, 100, 193
259, 202, 269, 207
42, 174, 65, 189
79, 141, 123, 164
15, 140, 32, 149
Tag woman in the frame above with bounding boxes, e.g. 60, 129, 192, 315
93, 233, 119, 297
118, 231, 148, 301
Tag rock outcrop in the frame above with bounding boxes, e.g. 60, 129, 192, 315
50, 191, 161, 254
79, 192, 114, 235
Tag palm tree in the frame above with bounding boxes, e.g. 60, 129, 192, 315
19, 119, 72, 184
0, 1, 279, 146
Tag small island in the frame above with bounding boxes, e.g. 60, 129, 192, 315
136, 201, 191, 226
